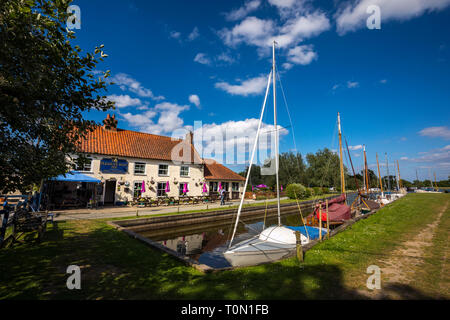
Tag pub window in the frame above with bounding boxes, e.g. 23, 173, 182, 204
158, 164, 169, 176
180, 165, 189, 177
134, 182, 143, 198
232, 182, 239, 191
222, 182, 229, 191
209, 182, 218, 192
157, 182, 167, 197
134, 163, 146, 175
76, 158, 92, 172
179, 183, 189, 196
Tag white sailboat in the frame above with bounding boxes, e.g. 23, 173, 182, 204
223, 42, 324, 268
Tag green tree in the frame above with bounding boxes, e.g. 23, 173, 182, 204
0, 0, 115, 193
278, 152, 307, 186
306, 148, 347, 188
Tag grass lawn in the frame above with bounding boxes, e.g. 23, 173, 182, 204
0, 193, 448, 300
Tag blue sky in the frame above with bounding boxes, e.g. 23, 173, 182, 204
72, 0, 450, 181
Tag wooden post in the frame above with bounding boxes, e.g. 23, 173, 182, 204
295, 231, 303, 262
326, 200, 330, 240
319, 205, 322, 241
136, 209, 139, 217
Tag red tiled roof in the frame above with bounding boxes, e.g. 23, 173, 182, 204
203, 159, 245, 181
77, 126, 202, 163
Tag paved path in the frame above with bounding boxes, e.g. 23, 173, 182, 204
53, 198, 289, 221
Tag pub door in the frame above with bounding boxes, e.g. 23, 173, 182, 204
104, 180, 116, 205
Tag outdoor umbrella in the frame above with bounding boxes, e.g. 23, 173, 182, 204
202, 183, 207, 193
141, 180, 146, 194
219, 182, 222, 191
183, 183, 189, 194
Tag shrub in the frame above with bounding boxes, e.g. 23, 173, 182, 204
286, 184, 306, 199
305, 187, 314, 198
313, 187, 323, 196
322, 187, 329, 194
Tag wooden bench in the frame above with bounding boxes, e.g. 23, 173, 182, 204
2, 208, 50, 248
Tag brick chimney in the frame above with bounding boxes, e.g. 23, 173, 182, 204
102, 114, 118, 131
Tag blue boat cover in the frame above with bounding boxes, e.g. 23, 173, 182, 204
286, 226, 328, 240
50, 171, 101, 183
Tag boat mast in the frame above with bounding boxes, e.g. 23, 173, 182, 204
338, 113, 345, 194
376, 153, 384, 196
394, 159, 399, 191
434, 172, 438, 191
363, 145, 369, 193
385, 153, 391, 192
272, 41, 281, 226
397, 160, 402, 190
228, 71, 273, 248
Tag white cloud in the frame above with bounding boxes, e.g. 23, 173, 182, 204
286, 44, 317, 65
120, 102, 190, 135
189, 94, 201, 108
217, 52, 237, 65
347, 81, 359, 88
332, 84, 340, 91
215, 75, 268, 96
220, 12, 330, 51
407, 145, 450, 163
268, 0, 297, 9
419, 126, 450, 140
348, 145, 363, 151
283, 62, 294, 70
169, 31, 181, 39
380, 79, 388, 84
220, 16, 275, 48
188, 27, 200, 41
194, 53, 212, 65
106, 94, 143, 108
194, 119, 289, 164
120, 110, 157, 128
225, 0, 261, 21
335, 0, 450, 35
111, 73, 165, 100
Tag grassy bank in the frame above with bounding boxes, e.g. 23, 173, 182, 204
0, 193, 448, 299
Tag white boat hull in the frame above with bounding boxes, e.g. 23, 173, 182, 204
224, 236, 296, 267
224, 226, 312, 267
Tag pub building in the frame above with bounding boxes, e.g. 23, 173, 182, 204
49, 114, 245, 208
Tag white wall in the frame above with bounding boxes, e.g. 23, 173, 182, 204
76, 154, 205, 202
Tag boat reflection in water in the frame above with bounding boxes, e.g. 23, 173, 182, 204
141, 213, 306, 269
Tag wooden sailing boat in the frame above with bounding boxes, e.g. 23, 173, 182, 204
223, 42, 324, 267
305, 112, 351, 228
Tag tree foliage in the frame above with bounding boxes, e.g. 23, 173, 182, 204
306, 148, 347, 188
0, 0, 115, 193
